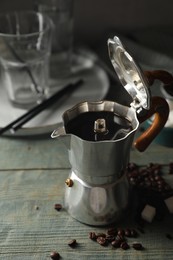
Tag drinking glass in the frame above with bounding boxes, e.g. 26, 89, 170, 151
0, 11, 52, 107
35, 0, 74, 79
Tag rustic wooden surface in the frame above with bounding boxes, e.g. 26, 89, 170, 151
0, 134, 173, 259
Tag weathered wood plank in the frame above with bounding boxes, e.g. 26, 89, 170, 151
0, 169, 173, 259
0, 137, 70, 169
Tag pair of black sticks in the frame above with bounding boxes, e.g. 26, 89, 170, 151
0, 79, 83, 135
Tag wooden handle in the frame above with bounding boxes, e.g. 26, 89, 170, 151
144, 70, 173, 86
134, 96, 169, 152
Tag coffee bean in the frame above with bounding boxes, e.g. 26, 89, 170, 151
68, 239, 77, 247
111, 239, 121, 248
127, 162, 138, 171
129, 177, 137, 185
132, 242, 144, 250
89, 232, 97, 240
97, 233, 106, 238
107, 227, 117, 236
106, 235, 115, 242
115, 234, 125, 242
117, 228, 125, 236
96, 236, 107, 246
154, 175, 161, 181
50, 251, 60, 259
124, 228, 131, 237
120, 241, 130, 250
127, 163, 173, 195
54, 204, 62, 211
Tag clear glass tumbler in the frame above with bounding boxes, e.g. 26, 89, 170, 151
0, 11, 52, 108
35, 0, 74, 79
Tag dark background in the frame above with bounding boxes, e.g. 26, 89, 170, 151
1, 0, 173, 47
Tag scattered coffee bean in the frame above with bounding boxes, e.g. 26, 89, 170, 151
132, 242, 144, 250
117, 228, 125, 236
107, 227, 117, 236
96, 236, 107, 246
97, 233, 106, 238
124, 228, 131, 237
54, 204, 62, 211
106, 235, 115, 242
68, 239, 77, 247
89, 226, 145, 251
127, 162, 138, 171
115, 234, 126, 243
120, 241, 130, 250
89, 232, 97, 240
111, 239, 121, 248
126, 163, 172, 194
50, 251, 60, 260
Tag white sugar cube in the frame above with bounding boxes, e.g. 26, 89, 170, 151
164, 196, 173, 213
141, 204, 156, 223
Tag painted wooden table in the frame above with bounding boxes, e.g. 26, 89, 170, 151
0, 134, 173, 260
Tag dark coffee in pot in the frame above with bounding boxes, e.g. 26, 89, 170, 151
65, 111, 132, 141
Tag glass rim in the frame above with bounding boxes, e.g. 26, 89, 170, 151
0, 10, 52, 38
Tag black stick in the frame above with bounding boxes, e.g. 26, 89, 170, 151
0, 79, 83, 135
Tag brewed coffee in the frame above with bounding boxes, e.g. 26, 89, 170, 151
65, 111, 132, 141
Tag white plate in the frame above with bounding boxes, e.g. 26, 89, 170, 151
0, 49, 109, 136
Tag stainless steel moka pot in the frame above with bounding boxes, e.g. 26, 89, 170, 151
51, 36, 169, 226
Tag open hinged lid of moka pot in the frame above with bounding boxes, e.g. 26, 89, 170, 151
107, 36, 151, 114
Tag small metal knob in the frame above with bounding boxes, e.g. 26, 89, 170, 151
65, 178, 73, 187
94, 118, 107, 134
